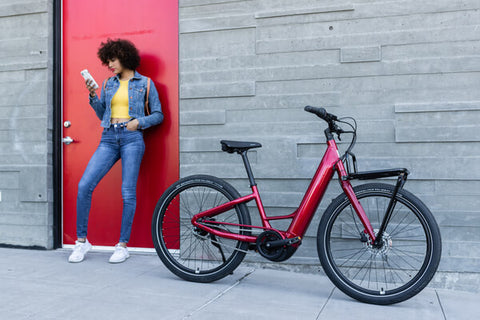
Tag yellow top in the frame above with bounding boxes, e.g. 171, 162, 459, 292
110, 80, 130, 118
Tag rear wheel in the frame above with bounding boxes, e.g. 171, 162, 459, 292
152, 175, 251, 283
317, 183, 441, 304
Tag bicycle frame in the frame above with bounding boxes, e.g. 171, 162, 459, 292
191, 137, 378, 244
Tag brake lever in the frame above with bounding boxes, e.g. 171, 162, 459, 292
334, 125, 344, 141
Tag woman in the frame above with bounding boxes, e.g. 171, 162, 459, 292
69, 39, 163, 263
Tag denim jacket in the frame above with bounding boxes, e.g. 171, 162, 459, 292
89, 71, 164, 129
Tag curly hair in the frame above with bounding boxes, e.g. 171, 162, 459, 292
97, 38, 140, 70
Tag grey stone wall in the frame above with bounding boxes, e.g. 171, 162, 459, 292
179, 0, 480, 291
0, 0, 54, 248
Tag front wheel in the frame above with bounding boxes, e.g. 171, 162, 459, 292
152, 175, 251, 283
317, 183, 441, 305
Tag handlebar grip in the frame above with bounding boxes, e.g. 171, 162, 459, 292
304, 105, 337, 121
304, 105, 326, 117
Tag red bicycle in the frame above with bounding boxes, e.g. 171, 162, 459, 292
152, 106, 441, 305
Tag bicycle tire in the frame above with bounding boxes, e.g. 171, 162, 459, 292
152, 175, 251, 283
317, 183, 441, 305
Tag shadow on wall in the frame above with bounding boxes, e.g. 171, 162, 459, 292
137, 53, 169, 118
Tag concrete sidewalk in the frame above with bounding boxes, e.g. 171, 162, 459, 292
0, 247, 478, 320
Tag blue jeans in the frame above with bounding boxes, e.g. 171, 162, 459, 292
76, 124, 145, 243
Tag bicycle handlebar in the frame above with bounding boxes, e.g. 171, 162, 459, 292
304, 106, 338, 123
304, 105, 357, 164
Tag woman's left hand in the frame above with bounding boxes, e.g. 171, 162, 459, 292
127, 119, 139, 131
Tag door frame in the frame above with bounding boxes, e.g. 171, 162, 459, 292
53, 0, 62, 248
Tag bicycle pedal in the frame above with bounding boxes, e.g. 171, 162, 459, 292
290, 236, 302, 244
265, 236, 302, 249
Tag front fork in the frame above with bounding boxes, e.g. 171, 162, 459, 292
336, 160, 409, 245
372, 173, 408, 247
339, 178, 377, 242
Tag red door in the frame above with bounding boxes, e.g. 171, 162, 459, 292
62, 0, 179, 248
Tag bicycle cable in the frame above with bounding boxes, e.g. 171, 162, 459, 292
330, 116, 358, 180
336, 116, 357, 161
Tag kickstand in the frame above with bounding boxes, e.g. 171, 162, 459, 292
210, 234, 226, 263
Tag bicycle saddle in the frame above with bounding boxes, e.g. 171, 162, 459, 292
220, 140, 262, 153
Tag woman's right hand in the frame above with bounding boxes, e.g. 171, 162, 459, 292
86, 79, 97, 97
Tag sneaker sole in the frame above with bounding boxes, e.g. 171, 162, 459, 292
68, 256, 85, 263
109, 255, 129, 264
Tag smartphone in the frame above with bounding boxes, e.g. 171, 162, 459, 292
80, 69, 99, 89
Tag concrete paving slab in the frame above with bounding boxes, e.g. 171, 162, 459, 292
317, 287, 444, 320
436, 288, 480, 320
186, 267, 335, 320
0, 248, 255, 320
1, 247, 478, 320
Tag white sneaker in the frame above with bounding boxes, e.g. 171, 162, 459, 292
68, 239, 92, 263
109, 244, 129, 263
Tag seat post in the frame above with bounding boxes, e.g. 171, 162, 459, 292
240, 151, 257, 187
